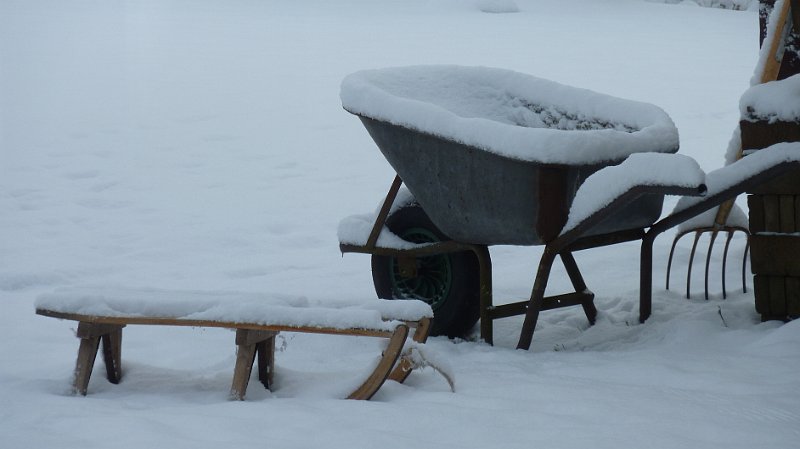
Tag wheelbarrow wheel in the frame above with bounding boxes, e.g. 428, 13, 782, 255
371, 204, 480, 338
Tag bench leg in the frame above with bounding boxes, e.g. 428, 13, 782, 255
73, 322, 125, 395
101, 328, 123, 384
230, 329, 277, 401
256, 338, 275, 389
73, 335, 100, 395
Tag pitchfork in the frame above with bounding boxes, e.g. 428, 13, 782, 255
666, 0, 796, 300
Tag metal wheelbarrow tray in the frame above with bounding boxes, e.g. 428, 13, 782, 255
341, 65, 681, 246
338, 65, 700, 346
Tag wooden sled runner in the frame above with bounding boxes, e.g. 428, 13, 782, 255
35, 288, 434, 400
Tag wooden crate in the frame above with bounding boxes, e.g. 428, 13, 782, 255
744, 118, 800, 321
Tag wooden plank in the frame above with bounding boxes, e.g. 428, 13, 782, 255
36, 309, 397, 338
763, 195, 781, 232
780, 195, 796, 233
769, 275, 787, 318
741, 119, 800, 194
795, 196, 800, 232
754, 275, 770, 316
740, 120, 800, 153
76, 322, 125, 339
235, 329, 278, 346
749, 169, 800, 195
750, 235, 800, 276
748, 195, 765, 233
786, 277, 800, 318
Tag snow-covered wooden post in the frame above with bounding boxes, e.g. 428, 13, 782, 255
758, 0, 800, 79
741, 75, 800, 321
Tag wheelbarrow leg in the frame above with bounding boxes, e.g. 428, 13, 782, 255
517, 247, 558, 350
560, 251, 596, 324
640, 231, 657, 324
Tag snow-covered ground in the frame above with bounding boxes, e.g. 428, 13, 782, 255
2, 1, 798, 448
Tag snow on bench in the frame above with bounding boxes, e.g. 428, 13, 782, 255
36, 287, 432, 332
36, 287, 434, 400
340, 65, 679, 165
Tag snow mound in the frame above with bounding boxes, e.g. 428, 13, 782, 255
476, 0, 519, 14
341, 65, 680, 165
337, 187, 422, 249
740, 73, 800, 123
338, 213, 426, 249
676, 202, 749, 232
649, 0, 756, 11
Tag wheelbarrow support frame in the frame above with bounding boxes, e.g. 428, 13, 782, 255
343, 150, 800, 349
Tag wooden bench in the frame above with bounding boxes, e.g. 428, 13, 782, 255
35, 288, 433, 400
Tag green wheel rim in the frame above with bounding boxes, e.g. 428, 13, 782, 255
389, 227, 452, 310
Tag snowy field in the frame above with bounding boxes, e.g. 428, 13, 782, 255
2, 0, 799, 448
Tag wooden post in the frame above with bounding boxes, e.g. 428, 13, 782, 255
73, 335, 100, 396
73, 322, 125, 395
230, 329, 278, 400
255, 337, 276, 389
101, 328, 123, 384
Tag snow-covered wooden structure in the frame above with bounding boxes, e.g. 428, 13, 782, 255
741, 74, 800, 320
35, 288, 435, 400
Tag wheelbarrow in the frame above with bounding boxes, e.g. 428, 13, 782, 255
337, 65, 800, 349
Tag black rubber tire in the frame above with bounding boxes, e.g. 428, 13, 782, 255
371, 204, 480, 338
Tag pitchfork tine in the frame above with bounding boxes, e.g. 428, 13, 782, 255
686, 231, 702, 299
742, 235, 750, 294
721, 230, 735, 299
666, 233, 681, 291
704, 230, 719, 300
666, 230, 692, 291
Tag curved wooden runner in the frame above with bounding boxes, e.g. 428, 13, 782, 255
347, 324, 409, 400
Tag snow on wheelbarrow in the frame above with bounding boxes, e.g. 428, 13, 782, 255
337, 65, 693, 342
